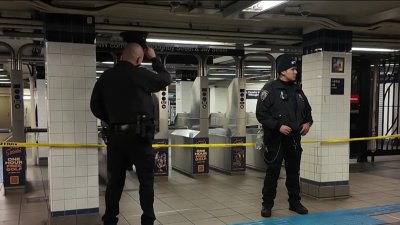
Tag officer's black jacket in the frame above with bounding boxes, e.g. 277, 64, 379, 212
90, 58, 172, 124
256, 79, 312, 142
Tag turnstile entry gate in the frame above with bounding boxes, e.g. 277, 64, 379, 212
1, 42, 29, 194
208, 55, 247, 174
171, 55, 210, 177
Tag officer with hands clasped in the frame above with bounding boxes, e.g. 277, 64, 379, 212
90, 31, 172, 225
256, 54, 313, 218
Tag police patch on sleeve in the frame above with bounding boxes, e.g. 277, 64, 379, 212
260, 90, 269, 101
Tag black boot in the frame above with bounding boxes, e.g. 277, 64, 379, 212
289, 202, 308, 215
261, 206, 272, 217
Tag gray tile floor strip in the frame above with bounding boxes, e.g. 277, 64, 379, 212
1, 156, 400, 224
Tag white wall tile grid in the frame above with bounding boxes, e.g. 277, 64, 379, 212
45, 42, 99, 213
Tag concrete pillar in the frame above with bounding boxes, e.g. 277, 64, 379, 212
300, 29, 352, 199
43, 13, 99, 221
301, 51, 352, 198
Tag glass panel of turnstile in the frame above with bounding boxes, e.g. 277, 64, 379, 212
168, 54, 210, 177
207, 55, 247, 174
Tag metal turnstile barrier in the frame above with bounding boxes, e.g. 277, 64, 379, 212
170, 129, 209, 176
209, 128, 246, 174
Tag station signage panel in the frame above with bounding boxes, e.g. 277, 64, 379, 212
96, 40, 244, 56
246, 90, 260, 99
331, 78, 345, 95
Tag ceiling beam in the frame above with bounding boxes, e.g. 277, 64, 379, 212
352, 7, 400, 24
222, 0, 255, 18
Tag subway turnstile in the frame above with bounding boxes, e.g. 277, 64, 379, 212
209, 77, 247, 174
171, 76, 209, 177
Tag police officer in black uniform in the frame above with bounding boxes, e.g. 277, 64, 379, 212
90, 31, 172, 225
256, 54, 313, 218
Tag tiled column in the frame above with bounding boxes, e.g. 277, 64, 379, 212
45, 41, 99, 217
300, 51, 352, 198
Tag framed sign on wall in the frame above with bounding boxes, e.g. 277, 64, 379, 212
332, 57, 345, 73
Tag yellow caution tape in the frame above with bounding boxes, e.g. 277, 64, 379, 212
302, 134, 400, 144
0, 134, 399, 149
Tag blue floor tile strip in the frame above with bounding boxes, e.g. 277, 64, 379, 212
231, 203, 400, 225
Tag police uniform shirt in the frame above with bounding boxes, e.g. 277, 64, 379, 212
90, 58, 172, 124
256, 79, 312, 138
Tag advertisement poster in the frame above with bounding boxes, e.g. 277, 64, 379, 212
153, 139, 168, 176
231, 137, 246, 171
192, 138, 209, 174
2, 147, 26, 187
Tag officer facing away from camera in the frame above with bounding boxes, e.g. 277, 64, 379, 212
90, 31, 172, 225
256, 54, 313, 218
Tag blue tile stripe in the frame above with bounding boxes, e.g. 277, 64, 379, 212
300, 178, 349, 186
51, 207, 99, 217
230, 203, 400, 225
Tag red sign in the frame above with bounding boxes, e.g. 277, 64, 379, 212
350, 94, 359, 104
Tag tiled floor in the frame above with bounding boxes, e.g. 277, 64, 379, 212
2, 156, 400, 225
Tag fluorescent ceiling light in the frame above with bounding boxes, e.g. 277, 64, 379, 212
209, 73, 236, 76
352, 47, 399, 52
0, 78, 10, 81
243, 1, 286, 12
96, 70, 104, 73
147, 38, 234, 46
141, 62, 152, 66
246, 65, 271, 68
101, 61, 114, 64
208, 78, 225, 81
0, 75, 8, 77
0, 69, 4, 71
0, 81, 11, 84
260, 79, 269, 82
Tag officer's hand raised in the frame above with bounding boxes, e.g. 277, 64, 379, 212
144, 47, 156, 59
300, 123, 311, 136
279, 125, 292, 135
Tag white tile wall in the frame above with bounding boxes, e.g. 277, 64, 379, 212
46, 42, 99, 214
301, 51, 351, 183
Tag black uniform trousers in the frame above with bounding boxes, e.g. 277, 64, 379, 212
102, 129, 155, 225
262, 135, 302, 209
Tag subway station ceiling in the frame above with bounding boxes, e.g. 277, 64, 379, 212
0, 0, 399, 48
0, 0, 399, 87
